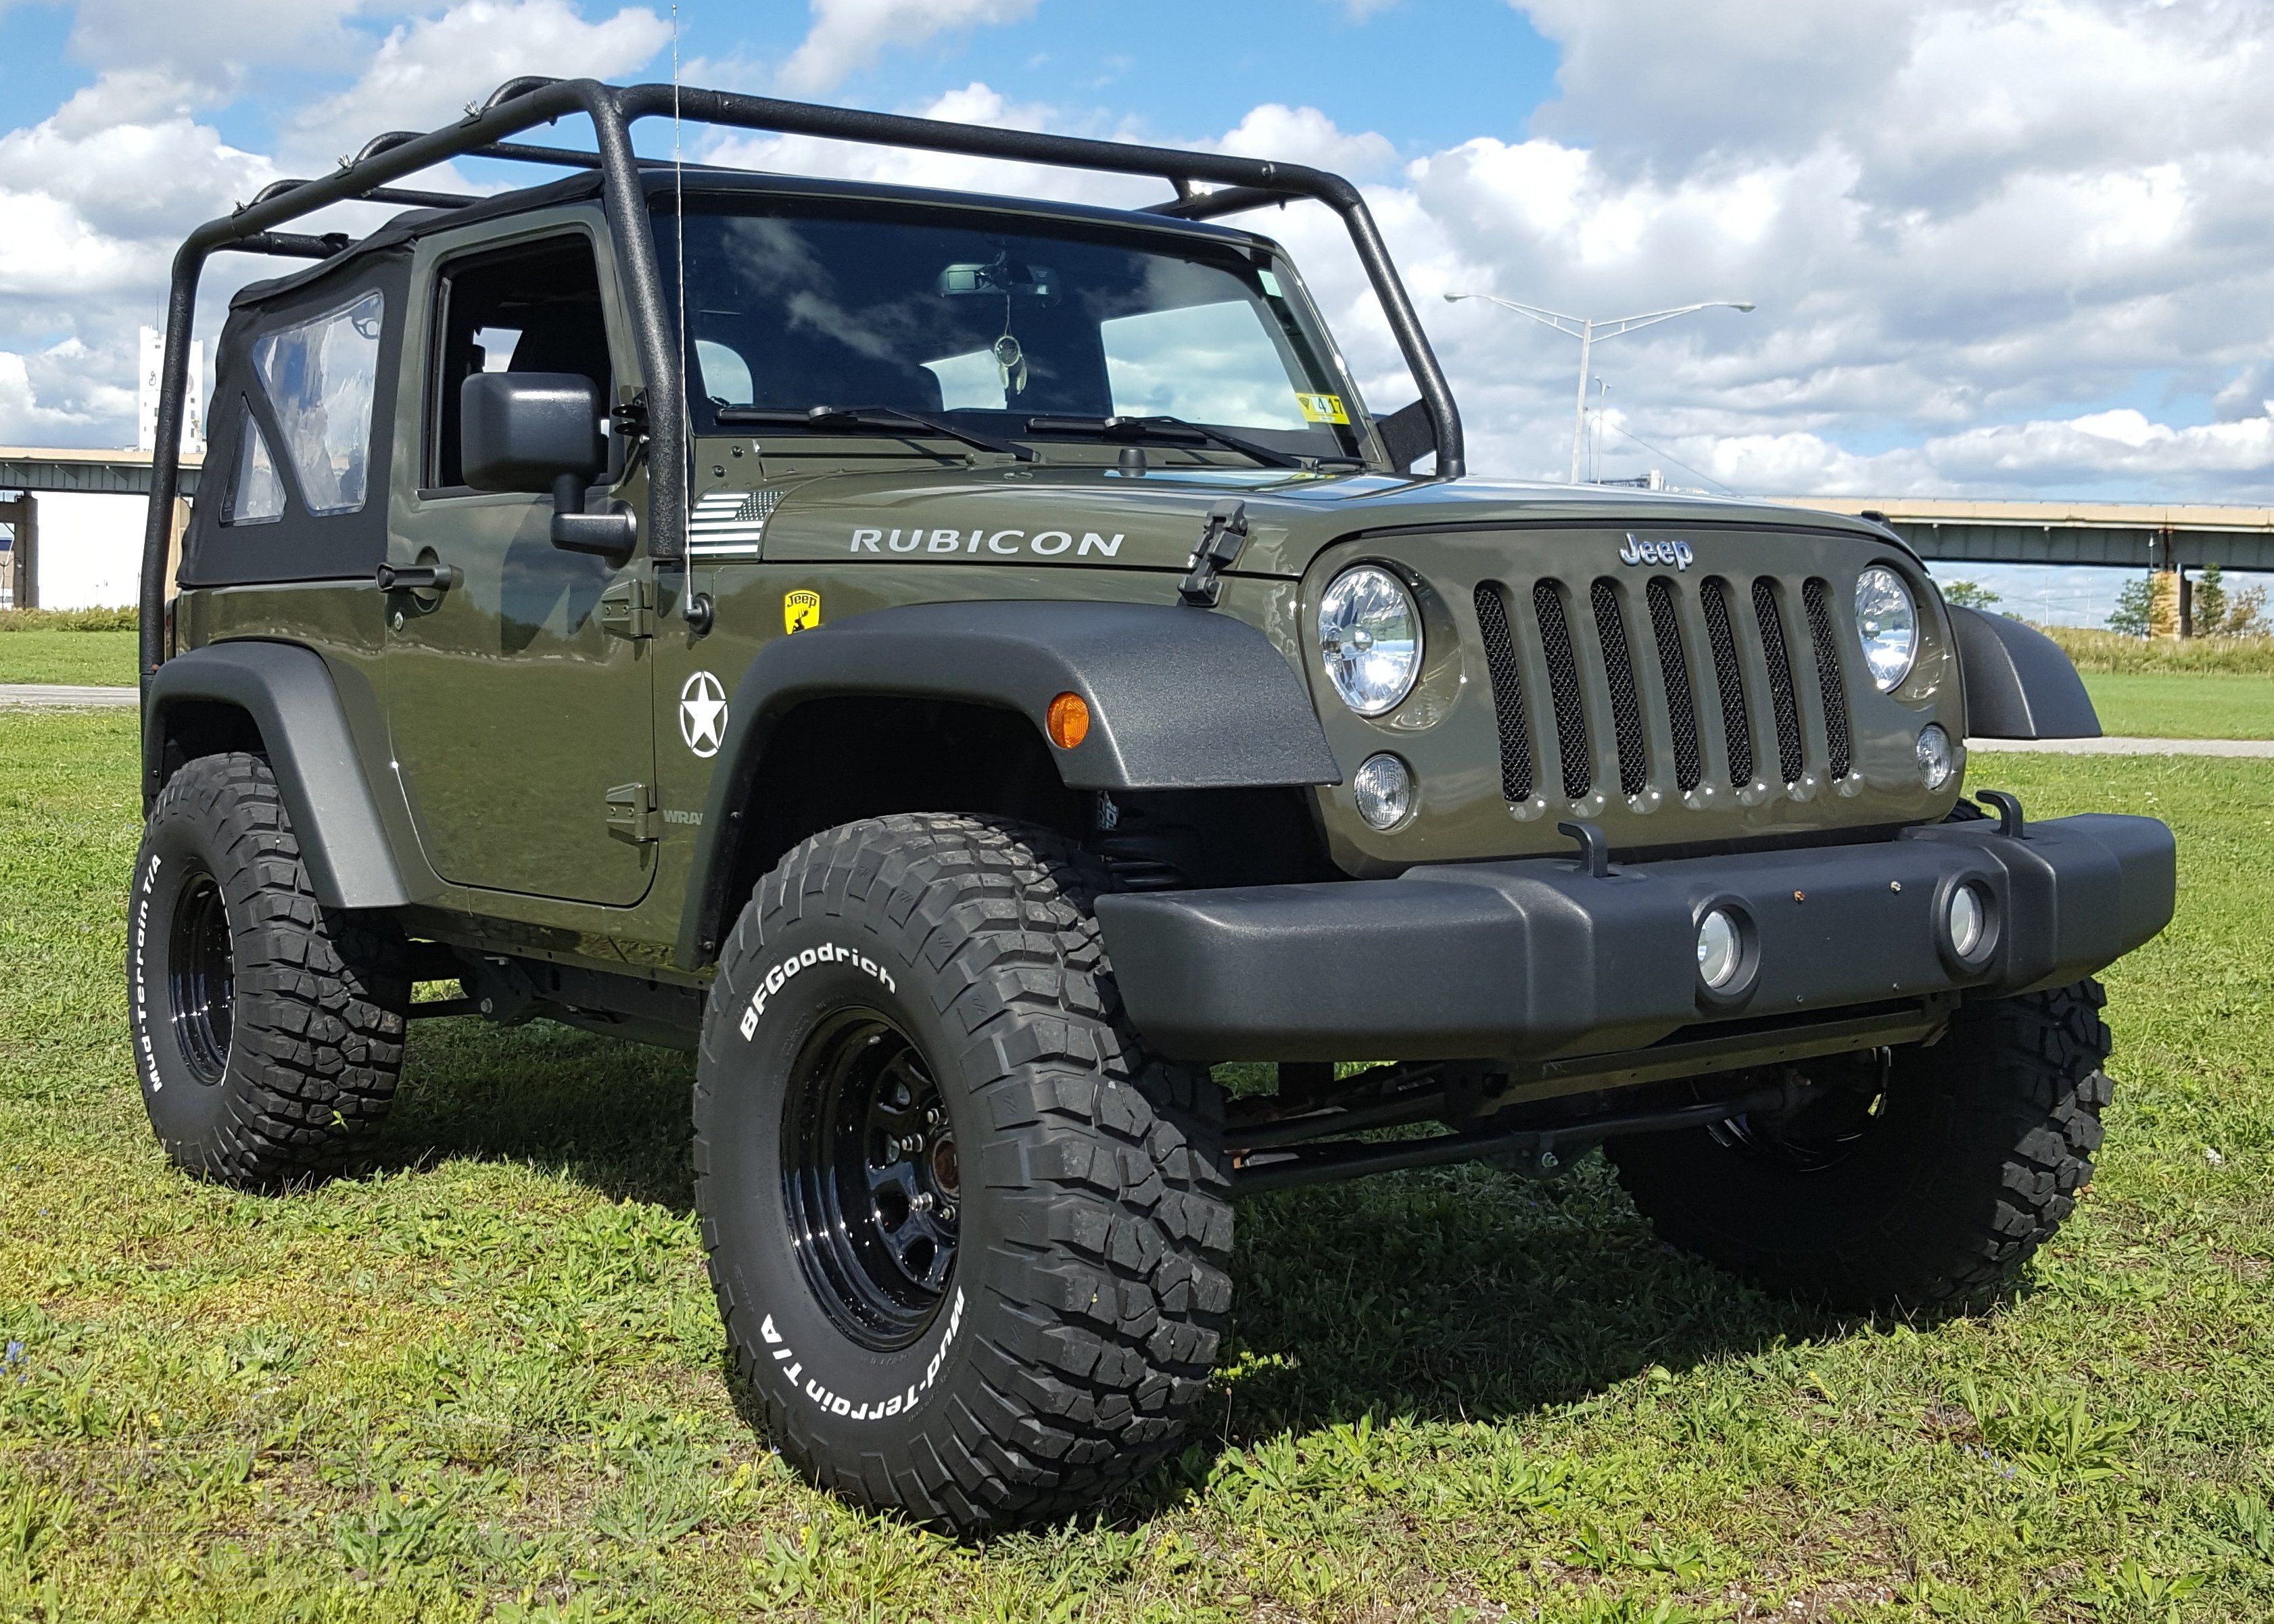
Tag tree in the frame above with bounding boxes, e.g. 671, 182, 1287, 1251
2192, 563, 2269, 637
1941, 579, 2001, 609
2193, 564, 2227, 634
2108, 575, 2154, 638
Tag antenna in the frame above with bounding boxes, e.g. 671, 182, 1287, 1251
671, 3, 690, 558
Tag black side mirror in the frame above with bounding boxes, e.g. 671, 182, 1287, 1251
459, 372, 637, 556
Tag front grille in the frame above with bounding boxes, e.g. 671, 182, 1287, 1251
1477, 569, 1849, 805
1473, 583, 1535, 802
1534, 581, 1592, 798
1801, 578, 1853, 780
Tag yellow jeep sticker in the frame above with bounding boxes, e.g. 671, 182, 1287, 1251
1295, 392, 1349, 424
783, 589, 821, 633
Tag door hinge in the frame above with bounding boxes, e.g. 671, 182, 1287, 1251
599, 576, 655, 640
606, 782, 659, 843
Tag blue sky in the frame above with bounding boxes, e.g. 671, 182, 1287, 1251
1, 0, 2271, 623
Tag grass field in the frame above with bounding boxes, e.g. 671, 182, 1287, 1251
2079, 673, 2274, 740
0, 629, 137, 687
2, 719, 2271, 1622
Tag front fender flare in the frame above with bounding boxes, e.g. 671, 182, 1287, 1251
1949, 604, 2101, 740
678, 600, 1340, 965
143, 640, 410, 909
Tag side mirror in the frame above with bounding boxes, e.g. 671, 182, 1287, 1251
459, 372, 636, 556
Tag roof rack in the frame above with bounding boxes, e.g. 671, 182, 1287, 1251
142, 76, 1465, 679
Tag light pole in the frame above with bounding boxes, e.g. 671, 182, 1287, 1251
1442, 292, 1755, 483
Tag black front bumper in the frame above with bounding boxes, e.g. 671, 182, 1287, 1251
1094, 813, 2175, 1063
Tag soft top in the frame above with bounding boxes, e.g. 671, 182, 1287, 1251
231, 166, 1269, 312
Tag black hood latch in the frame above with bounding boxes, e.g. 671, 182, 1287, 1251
1178, 498, 1249, 608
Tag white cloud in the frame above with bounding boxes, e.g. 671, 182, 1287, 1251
777, 0, 1040, 96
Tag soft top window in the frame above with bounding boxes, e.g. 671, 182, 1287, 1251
252, 290, 385, 515
224, 406, 285, 525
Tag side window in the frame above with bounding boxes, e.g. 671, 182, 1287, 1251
431, 237, 612, 489
224, 406, 285, 525
251, 291, 385, 514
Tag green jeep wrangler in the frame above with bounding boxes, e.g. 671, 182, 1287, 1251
129, 76, 2175, 1531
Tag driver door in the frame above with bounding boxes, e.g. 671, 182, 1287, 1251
382, 226, 657, 907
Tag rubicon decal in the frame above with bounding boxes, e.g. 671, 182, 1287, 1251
1620, 535, 1695, 570
758, 1288, 965, 1420
849, 525, 1125, 558
739, 941, 897, 1038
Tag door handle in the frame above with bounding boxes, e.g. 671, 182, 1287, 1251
376, 562, 460, 592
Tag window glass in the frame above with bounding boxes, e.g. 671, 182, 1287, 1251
251, 290, 384, 515
431, 239, 610, 488
224, 406, 285, 525
1102, 301, 1308, 428
695, 337, 753, 404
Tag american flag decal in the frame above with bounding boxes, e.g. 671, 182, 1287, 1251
688, 487, 780, 554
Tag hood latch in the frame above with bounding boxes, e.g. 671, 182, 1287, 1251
1178, 498, 1249, 608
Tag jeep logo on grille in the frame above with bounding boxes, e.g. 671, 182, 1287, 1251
1620, 535, 1694, 570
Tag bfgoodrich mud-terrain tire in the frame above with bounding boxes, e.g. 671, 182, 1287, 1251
129, 752, 408, 1185
694, 813, 1232, 1533
1607, 981, 2114, 1314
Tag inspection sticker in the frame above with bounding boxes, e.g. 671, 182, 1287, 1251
1295, 392, 1350, 424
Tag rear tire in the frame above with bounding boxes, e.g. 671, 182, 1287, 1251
694, 813, 1232, 1533
1607, 981, 2113, 1314
129, 753, 408, 1186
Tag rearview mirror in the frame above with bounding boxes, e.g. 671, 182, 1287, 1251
459, 373, 634, 556
938, 256, 1058, 301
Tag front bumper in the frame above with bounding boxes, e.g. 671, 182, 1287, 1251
1094, 813, 2174, 1062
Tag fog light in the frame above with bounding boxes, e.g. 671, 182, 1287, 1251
1697, 907, 1742, 990
1353, 753, 1413, 830
1916, 723, 1955, 790
1947, 880, 1992, 963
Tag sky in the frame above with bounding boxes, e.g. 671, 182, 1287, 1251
2, 0, 2270, 621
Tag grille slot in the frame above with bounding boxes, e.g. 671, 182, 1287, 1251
1473, 582, 1535, 803
1752, 577, 1805, 784
1590, 579, 1649, 796
1801, 577, 1852, 780
1534, 581, 1592, 798
1647, 576, 1703, 791
1701, 577, 1755, 786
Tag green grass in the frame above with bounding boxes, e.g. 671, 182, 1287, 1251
2044, 625, 2274, 675
0, 629, 137, 687
2081, 672, 2274, 740
3, 717, 2270, 1621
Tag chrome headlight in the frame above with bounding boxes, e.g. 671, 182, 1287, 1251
1318, 565, 1422, 717
1854, 565, 1918, 692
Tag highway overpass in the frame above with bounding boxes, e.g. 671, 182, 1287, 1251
1763, 497, 2274, 571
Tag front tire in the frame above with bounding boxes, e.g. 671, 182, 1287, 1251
1607, 981, 2114, 1314
694, 813, 1232, 1533
129, 752, 408, 1186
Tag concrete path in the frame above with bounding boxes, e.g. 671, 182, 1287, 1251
0, 683, 136, 709
1970, 734, 2274, 757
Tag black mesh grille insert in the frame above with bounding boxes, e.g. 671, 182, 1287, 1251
1473, 582, 1535, 803
1647, 576, 1703, 792
1701, 577, 1754, 786
1753, 577, 1806, 785
1590, 579, 1649, 796
1534, 580, 1592, 798
1802, 578, 1853, 781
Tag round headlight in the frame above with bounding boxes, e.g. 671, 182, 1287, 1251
1854, 565, 1918, 692
1948, 881, 1991, 962
1916, 723, 1956, 790
1696, 907, 1743, 990
1353, 753, 1414, 830
1318, 565, 1422, 717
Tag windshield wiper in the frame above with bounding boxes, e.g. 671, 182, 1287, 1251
1026, 413, 1358, 470
716, 404, 1035, 462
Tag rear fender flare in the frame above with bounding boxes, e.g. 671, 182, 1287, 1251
142, 640, 410, 909
676, 599, 1340, 965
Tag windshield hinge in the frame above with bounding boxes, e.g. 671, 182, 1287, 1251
609, 390, 651, 446
1178, 498, 1250, 608
606, 781, 659, 844
598, 575, 655, 640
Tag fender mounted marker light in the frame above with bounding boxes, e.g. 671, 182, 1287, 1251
1045, 692, 1091, 749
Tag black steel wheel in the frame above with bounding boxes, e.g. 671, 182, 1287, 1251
784, 1009, 962, 1350
130, 752, 408, 1185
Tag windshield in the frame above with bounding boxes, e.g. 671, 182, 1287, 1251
658, 197, 1368, 460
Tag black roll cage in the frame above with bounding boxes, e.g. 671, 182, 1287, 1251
141, 74, 1467, 682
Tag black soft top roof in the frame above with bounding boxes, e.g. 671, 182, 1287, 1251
232, 166, 1269, 310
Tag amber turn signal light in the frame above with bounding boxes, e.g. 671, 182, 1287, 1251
1045, 692, 1090, 749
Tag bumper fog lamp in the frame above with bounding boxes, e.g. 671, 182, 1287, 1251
1948, 881, 1992, 963
1916, 723, 1956, 790
1319, 565, 1423, 716
1696, 907, 1743, 990
1353, 753, 1413, 830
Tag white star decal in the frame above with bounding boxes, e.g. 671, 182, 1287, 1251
679, 671, 729, 758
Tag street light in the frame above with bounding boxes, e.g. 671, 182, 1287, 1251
1443, 291, 1755, 483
